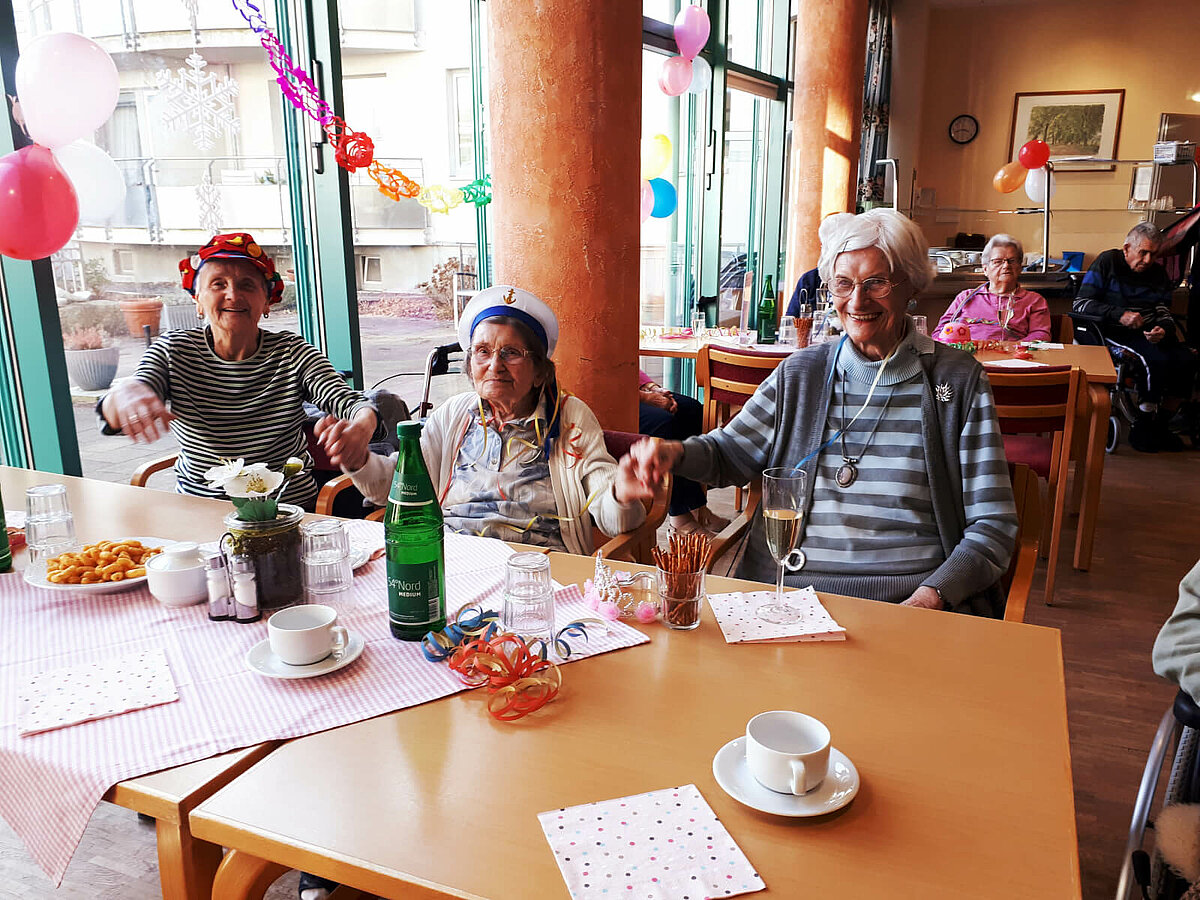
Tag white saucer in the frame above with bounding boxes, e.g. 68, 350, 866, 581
712, 736, 859, 817
245, 633, 365, 679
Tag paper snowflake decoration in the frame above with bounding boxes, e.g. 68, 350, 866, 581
195, 169, 223, 235
154, 51, 241, 152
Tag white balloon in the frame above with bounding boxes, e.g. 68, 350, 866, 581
1024, 167, 1057, 204
53, 140, 125, 223
16, 32, 119, 149
687, 56, 712, 94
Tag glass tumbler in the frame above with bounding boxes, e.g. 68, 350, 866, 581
912, 315, 928, 337
301, 519, 354, 608
657, 565, 705, 631
25, 484, 76, 564
777, 315, 797, 347
502, 552, 555, 642
691, 314, 706, 341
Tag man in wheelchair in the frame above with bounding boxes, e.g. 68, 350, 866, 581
1073, 222, 1198, 452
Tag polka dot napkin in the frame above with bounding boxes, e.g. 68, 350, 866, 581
706, 587, 846, 644
538, 783, 764, 900
18, 648, 179, 737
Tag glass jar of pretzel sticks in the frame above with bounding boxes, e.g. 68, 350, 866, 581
651, 531, 709, 631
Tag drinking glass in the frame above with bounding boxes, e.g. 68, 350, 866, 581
691, 313, 705, 342
777, 315, 797, 347
503, 552, 555, 642
997, 294, 1015, 336
912, 315, 928, 337
300, 519, 353, 608
25, 484, 76, 564
657, 564, 704, 630
756, 467, 808, 625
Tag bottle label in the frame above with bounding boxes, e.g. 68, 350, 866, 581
387, 559, 443, 626
388, 476, 436, 507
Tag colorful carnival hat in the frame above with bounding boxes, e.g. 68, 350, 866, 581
458, 284, 559, 357
178, 232, 285, 305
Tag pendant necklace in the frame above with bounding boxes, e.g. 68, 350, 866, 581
835, 372, 893, 488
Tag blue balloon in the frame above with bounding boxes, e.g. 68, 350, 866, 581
649, 178, 677, 218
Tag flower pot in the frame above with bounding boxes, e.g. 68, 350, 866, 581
63, 346, 119, 391
222, 504, 304, 611
161, 303, 203, 332
118, 296, 164, 338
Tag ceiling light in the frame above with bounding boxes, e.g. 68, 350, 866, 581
1191, 92, 1200, 103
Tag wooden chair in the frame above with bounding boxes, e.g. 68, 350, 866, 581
695, 344, 787, 511
131, 453, 178, 487
1049, 313, 1073, 345
984, 364, 1080, 605
1002, 462, 1042, 623
316, 431, 670, 563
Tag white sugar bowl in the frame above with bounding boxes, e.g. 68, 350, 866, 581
145, 541, 207, 608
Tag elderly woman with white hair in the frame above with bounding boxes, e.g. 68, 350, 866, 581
321, 285, 646, 554
628, 208, 1017, 616
935, 234, 1051, 342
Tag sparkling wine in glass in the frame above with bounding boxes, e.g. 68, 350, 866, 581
997, 293, 1015, 336
756, 467, 808, 625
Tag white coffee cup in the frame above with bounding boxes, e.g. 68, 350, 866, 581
267, 604, 348, 666
745, 710, 831, 795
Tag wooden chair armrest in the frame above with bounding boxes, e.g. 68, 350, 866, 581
315, 473, 355, 516
595, 473, 672, 564
596, 529, 641, 562
366, 508, 384, 522
130, 453, 178, 487
705, 483, 760, 574
1003, 477, 1042, 624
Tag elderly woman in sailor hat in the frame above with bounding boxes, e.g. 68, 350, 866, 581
324, 285, 646, 552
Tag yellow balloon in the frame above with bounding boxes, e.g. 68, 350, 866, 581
641, 134, 673, 180
992, 161, 1028, 194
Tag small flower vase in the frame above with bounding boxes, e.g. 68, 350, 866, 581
222, 503, 304, 610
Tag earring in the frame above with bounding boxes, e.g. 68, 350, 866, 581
262, 309, 269, 319
195, 307, 204, 319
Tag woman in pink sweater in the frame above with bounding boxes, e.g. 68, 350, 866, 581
936, 234, 1052, 342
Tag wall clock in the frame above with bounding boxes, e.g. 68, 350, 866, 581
949, 114, 979, 145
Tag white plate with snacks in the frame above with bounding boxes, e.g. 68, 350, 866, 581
22, 536, 167, 595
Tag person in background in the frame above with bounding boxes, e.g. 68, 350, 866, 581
99, 232, 379, 510
638, 370, 729, 535
935, 234, 1051, 343
1152, 558, 1200, 702
1073, 222, 1197, 452
627, 209, 1017, 616
784, 266, 822, 318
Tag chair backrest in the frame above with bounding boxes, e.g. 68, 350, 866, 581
984, 365, 1079, 436
1049, 313, 1073, 344
1002, 462, 1042, 623
696, 344, 786, 432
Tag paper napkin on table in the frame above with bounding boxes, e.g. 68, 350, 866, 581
538, 784, 764, 900
708, 586, 846, 644
983, 358, 1047, 369
18, 648, 179, 736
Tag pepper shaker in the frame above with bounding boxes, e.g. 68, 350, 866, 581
204, 552, 233, 621
229, 554, 261, 623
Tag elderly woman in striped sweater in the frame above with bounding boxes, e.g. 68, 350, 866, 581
99, 232, 378, 510
628, 209, 1018, 617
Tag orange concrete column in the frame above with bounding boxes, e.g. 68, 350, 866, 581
785, 0, 869, 291
488, 0, 642, 432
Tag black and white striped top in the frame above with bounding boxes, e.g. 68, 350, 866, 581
129, 328, 372, 508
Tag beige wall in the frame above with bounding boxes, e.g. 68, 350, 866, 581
910, 0, 1200, 263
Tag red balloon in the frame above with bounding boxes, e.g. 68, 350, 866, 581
1018, 139, 1051, 170
0, 145, 79, 261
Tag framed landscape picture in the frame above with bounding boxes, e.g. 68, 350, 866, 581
1008, 89, 1125, 171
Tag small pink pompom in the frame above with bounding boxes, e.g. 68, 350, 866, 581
582, 580, 601, 611
598, 600, 621, 621
634, 601, 658, 623
938, 321, 971, 343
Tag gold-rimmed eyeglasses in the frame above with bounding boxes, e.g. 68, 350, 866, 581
827, 276, 899, 300
470, 344, 534, 365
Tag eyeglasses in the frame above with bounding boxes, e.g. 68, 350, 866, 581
986, 257, 1021, 269
827, 276, 899, 300
470, 344, 533, 365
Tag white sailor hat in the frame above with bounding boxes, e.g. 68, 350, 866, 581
457, 284, 560, 357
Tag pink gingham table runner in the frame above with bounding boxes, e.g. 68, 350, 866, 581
0, 526, 649, 884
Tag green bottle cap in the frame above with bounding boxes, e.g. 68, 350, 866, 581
397, 421, 424, 439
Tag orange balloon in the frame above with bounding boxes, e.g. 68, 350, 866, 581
992, 161, 1028, 194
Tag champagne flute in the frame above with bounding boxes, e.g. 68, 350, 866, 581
756, 467, 808, 625
997, 293, 1015, 337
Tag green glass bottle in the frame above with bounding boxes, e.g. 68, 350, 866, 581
757, 274, 777, 344
0, 486, 11, 573
385, 421, 446, 640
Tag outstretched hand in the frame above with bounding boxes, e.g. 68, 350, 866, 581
314, 408, 376, 471
102, 379, 174, 444
626, 437, 684, 494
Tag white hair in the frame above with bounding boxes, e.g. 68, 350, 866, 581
1125, 221, 1162, 247
982, 233, 1024, 265
817, 209, 934, 294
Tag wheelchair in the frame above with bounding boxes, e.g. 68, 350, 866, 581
1118, 690, 1200, 900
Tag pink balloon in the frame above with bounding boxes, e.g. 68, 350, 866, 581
673, 5, 711, 60
640, 180, 655, 223
659, 56, 693, 97
0, 145, 79, 260
16, 32, 119, 149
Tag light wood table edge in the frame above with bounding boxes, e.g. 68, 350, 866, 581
103, 742, 279, 900
1049, 630, 1084, 898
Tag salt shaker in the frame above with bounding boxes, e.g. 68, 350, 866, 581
205, 552, 233, 621
229, 554, 261, 623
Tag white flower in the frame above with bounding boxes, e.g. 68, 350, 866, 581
203, 458, 249, 489
222, 468, 284, 498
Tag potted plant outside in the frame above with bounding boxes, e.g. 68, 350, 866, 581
62, 327, 120, 391
117, 295, 164, 338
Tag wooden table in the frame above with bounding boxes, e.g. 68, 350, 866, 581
639, 332, 792, 359
190, 553, 1080, 899
639, 337, 1115, 571
0, 467, 277, 900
